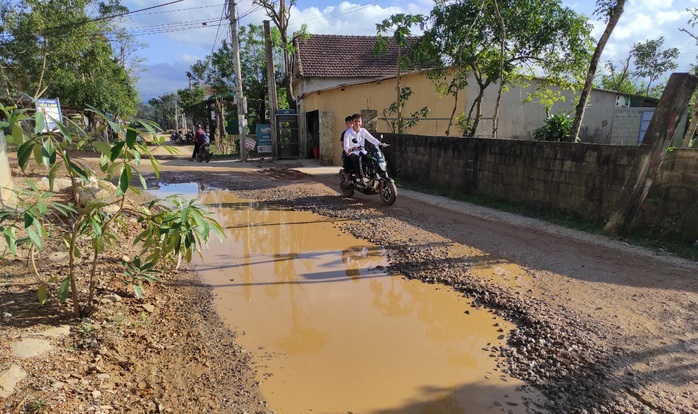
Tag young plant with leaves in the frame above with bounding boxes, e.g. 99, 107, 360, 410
0, 102, 224, 318
376, 13, 430, 134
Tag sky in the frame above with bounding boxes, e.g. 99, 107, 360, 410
118, 0, 698, 102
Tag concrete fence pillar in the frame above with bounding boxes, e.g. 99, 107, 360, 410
0, 132, 16, 209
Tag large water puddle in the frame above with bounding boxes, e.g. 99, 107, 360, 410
153, 183, 544, 413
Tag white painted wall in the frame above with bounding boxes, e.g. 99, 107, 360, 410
466, 76, 620, 143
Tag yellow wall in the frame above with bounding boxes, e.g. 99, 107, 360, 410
300, 69, 467, 165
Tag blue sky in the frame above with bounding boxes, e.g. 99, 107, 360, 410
119, 0, 698, 102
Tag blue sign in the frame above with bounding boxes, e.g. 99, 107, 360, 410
36, 98, 63, 133
256, 124, 272, 153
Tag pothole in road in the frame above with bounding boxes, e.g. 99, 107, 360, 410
153, 183, 547, 413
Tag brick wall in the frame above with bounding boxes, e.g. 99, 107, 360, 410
382, 133, 698, 241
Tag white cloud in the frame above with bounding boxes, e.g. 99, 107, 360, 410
136, 62, 192, 101
122, 0, 698, 101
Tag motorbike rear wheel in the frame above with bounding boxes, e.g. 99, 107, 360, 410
195, 147, 209, 163
379, 181, 397, 205
339, 172, 355, 198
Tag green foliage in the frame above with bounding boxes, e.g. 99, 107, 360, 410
533, 110, 574, 142
135, 195, 224, 273
238, 23, 285, 126
176, 85, 207, 127
0, 0, 138, 117
597, 58, 641, 94
147, 93, 180, 131
123, 256, 161, 299
0, 101, 223, 318
381, 87, 430, 134
631, 37, 680, 96
454, 113, 476, 137
24, 397, 49, 413
421, 0, 593, 136
253, 0, 301, 108
375, 13, 427, 134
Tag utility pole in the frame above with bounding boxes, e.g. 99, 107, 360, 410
174, 95, 179, 131
264, 20, 279, 160
229, 0, 248, 161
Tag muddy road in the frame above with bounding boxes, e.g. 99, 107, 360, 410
4, 147, 696, 414
155, 154, 697, 414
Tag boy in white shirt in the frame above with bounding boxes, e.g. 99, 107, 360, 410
343, 113, 383, 182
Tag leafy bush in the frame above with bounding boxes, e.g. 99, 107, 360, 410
0, 102, 224, 318
533, 109, 574, 142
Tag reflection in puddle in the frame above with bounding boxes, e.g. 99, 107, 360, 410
153, 184, 544, 414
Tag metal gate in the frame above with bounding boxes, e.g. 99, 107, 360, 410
277, 111, 301, 158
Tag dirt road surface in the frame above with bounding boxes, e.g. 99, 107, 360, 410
2, 148, 697, 413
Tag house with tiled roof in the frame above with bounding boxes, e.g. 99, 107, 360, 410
292, 34, 425, 99
291, 34, 448, 163
290, 34, 666, 167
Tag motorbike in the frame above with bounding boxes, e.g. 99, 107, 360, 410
194, 135, 212, 163
170, 131, 182, 143
339, 141, 397, 205
184, 131, 195, 144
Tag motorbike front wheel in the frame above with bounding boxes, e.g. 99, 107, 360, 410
379, 181, 397, 205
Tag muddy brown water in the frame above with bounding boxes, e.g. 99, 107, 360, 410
153, 183, 546, 413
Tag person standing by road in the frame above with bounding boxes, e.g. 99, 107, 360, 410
192, 124, 205, 160
343, 113, 383, 181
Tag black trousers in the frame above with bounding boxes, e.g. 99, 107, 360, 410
348, 152, 364, 176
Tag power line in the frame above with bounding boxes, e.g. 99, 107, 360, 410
124, 18, 227, 37
210, 3, 229, 57
128, 3, 225, 17
44, 0, 185, 33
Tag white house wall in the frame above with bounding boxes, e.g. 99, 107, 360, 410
466, 75, 618, 143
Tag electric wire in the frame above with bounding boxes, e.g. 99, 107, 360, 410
210, 3, 229, 57
43, 0, 185, 34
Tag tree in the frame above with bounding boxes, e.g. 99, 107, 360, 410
186, 41, 237, 152
253, 0, 307, 110
421, 0, 592, 137
0, 0, 138, 119
630, 37, 679, 96
570, 0, 627, 142
177, 85, 207, 131
597, 57, 639, 94
238, 23, 284, 127
147, 93, 178, 131
376, 14, 429, 134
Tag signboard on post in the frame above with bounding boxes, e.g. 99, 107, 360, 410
256, 124, 272, 154
36, 98, 63, 133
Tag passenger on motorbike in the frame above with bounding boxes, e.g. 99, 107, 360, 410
339, 115, 353, 170
343, 113, 384, 182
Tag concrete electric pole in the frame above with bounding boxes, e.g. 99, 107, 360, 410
264, 20, 279, 160
228, 0, 248, 161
